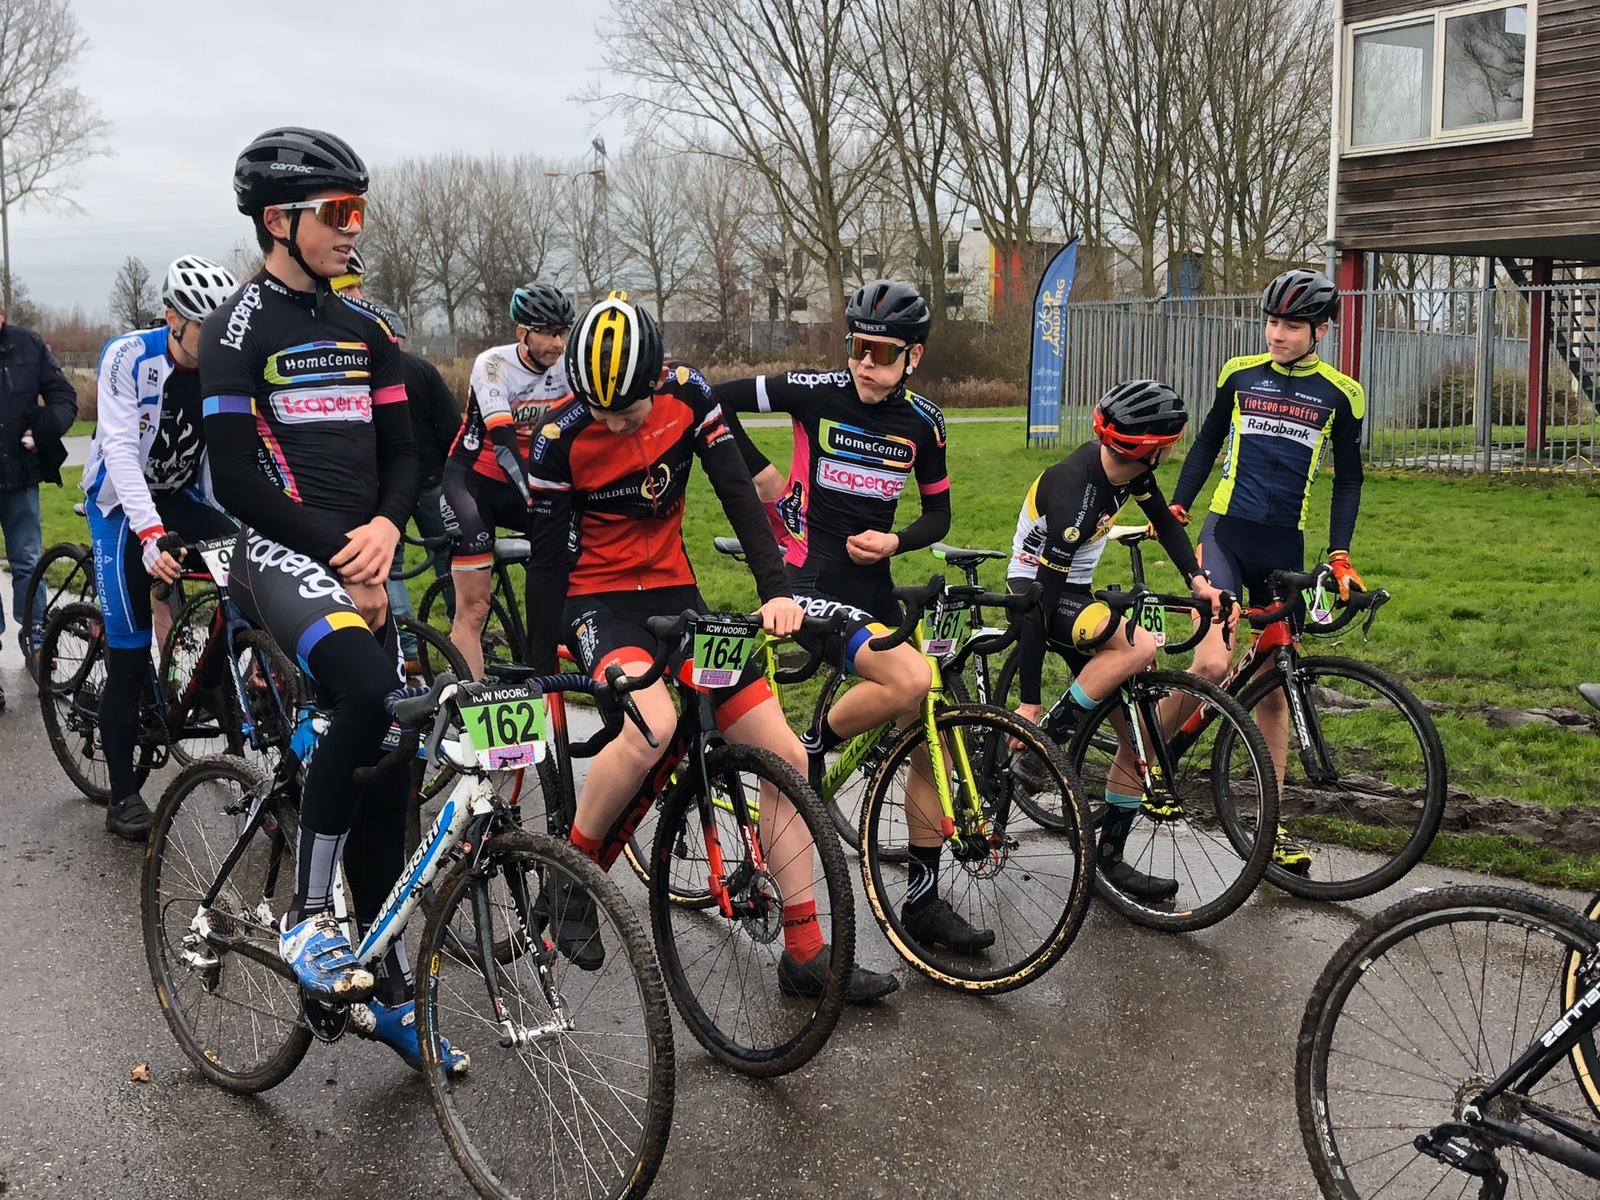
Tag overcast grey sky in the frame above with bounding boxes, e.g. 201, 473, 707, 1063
6, 0, 619, 314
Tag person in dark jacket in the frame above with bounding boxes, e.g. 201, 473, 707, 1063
380, 307, 461, 666
0, 301, 79, 711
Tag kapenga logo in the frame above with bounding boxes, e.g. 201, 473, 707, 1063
247, 538, 352, 603
817, 457, 905, 500
219, 284, 263, 351
785, 370, 848, 390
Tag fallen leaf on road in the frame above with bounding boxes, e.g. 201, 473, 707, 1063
129, 1063, 150, 1083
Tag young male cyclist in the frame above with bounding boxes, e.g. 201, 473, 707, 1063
441, 282, 573, 678
712, 279, 991, 956
1169, 268, 1367, 873
1008, 380, 1227, 900
83, 255, 240, 840
524, 292, 898, 1002
201, 127, 465, 1073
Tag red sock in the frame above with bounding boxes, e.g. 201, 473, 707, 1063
782, 899, 824, 963
570, 828, 604, 864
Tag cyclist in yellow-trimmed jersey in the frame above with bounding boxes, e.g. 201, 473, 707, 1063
1169, 268, 1367, 874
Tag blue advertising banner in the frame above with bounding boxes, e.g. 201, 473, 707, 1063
1026, 238, 1079, 446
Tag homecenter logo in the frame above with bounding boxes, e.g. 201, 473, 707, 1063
269, 388, 373, 424
820, 419, 915, 468
817, 458, 905, 499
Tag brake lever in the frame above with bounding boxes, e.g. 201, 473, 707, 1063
605, 662, 658, 749
1220, 591, 1237, 651
1360, 591, 1389, 642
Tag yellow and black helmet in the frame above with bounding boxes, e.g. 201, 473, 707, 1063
565, 291, 665, 410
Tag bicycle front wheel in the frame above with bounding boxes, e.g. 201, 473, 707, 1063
20, 541, 94, 681
1068, 670, 1278, 933
1299, 886, 1600, 1199
38, 600, 149, 803
142, 756, 311, 1092
651, 743, 852, 1076
418, 831, 674, 1200
1233, 655, 1447, 901
861, 703, 1093, 991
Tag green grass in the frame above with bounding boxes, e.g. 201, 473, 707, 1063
67, 420, 95, 438
38, 427, 1600, 885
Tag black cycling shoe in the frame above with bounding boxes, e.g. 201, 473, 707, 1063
900, 896, 996, 953
777, 946, 899, 1004
1101, 857, 1179, 902
538, 871, 604, 971
106, 793, 154, 841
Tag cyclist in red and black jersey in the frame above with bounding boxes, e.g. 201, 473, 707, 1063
715, 280, 991, 956
525, 292, 897, 1001
201, 127, 466, 1074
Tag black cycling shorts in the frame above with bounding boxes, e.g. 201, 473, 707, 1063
785, 562, 898, 675
441, 463, 526, 572
1197, 513, 1304, 608
226, 527, 402, 679
1008, 576, 1112, 675
563, 585, 772, 727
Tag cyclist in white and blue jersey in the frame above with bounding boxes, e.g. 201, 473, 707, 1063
83, 256, 240, 840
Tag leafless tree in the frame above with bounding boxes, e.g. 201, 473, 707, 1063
460, 154, 559, 336
599, 0, 876, 335
943, 0, 1072, 306
0, 0, 109, 309
552, 163, 612, 305
222, 237, 262, 284
680, 152, 763, 347
610, 146, 694, 320
395, 155, 477, 334
108, 255, 158, 329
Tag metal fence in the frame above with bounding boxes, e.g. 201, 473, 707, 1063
1057, 279, 1600, 475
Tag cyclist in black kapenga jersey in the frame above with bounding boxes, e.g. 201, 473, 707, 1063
200, 126, 465, 1074
715, 280, 992, 955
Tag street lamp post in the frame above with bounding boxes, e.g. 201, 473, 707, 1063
0, 100, 17, 312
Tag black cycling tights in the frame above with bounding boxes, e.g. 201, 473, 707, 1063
100, 646, 152, 803
291, 622, 412, 1002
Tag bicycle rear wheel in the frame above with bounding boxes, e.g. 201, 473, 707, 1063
38, 601, 152, 803
418, 831, 674, 1200
1567, 891, 1600, 1123
1068, 670, 1277, 933
142, 756, 311, 1092
20, 541, 94, 681
651, 743, 852, 1076
860, 703, 1094, 991
417, 574, 518, 678
1299, 886, 1600, 1199
1232, 655, 1447, 901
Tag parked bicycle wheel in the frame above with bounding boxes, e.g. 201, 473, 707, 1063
397, 614, 470, 684
650, 742, 851, 1076
141, 755, 312, 1092
1299, 886, 1600, 1199
1568, 890, 1600, 1123
20, 541, 95, 681
157, 588, 238, 765
1230, 654, 1446, 901
860, 703, 1094, 991
990, 645, 1114, 831
38, 601, 152, 803
417, 574, 518, 677
418, 830, 674, 1200
1067, 670, 1277, 933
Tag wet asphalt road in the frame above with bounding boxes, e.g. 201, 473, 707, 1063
0, 616, 1581, 1200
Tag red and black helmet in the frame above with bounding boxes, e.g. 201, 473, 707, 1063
1093, 379, 1188, 456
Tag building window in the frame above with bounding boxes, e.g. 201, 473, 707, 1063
789, 294, 808, 313
1344, 1, 1534, 155
791, 248, 805, 278
862, 251, 880, 271
840, 248, 854, 276
764, 256, 784, 276
767, 287, 780, 321
945, 241, 961, 276
944, 292, 964, 309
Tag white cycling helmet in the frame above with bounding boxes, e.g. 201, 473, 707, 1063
162, 255, 239, 321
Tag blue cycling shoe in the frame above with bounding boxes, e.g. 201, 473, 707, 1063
278, 912, 375, 1002
352, 998, 470, 1076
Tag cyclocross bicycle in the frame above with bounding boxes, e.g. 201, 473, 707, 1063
1298, 875, 1600, 1199
142, 666, 676, 1200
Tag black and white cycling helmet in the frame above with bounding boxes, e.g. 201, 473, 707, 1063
162, 256, 239, 321
565, 291, 664, 411
846, 279, 932, 344
510, 282, 575, 330
1262, 268, 1339, 324
233, 127, 369, 216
